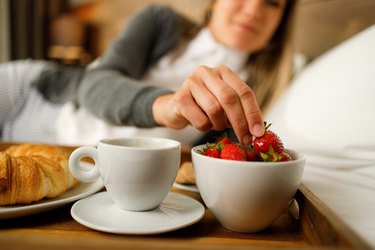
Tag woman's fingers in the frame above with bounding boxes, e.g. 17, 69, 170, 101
192, 65, 262, 144
152, 65, 264, 144
183, 75, 229, 131
173, 81, 213, 131
152, 93, 189, 129
217, 66, 264, 137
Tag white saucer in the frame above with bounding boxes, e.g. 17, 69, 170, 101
71, 191, 204, 234
0, 178, 103, 219
173, 183, 199, 193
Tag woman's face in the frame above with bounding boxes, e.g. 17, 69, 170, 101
208, 0, 287, 52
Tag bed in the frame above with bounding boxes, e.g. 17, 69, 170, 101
266, 24, 375, 247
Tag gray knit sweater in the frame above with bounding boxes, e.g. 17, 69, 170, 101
33, 5, 195, 127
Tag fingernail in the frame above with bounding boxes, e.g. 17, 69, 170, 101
242, 134, 252, 146
253, 123, 265, 137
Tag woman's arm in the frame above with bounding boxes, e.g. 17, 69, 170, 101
34, 5, 191, 127
77, 5, 192, 127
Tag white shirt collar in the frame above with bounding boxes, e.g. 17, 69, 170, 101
184, 28, 249, 73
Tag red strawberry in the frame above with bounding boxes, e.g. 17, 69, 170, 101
220, 144, 246, 161
203, 148, 220, 158
219, 137, 232, 146
244, 147, 257, 161
259, 147, 291, 162
279, 151, 292, 162
253, 123, 284, 156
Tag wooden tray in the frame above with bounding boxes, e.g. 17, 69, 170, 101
0, 142, 371, 249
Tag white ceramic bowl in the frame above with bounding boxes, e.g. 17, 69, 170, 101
191, 145, 305, 233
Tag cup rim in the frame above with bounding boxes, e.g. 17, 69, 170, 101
99, 136, 181, 150
191, 144, 305, 167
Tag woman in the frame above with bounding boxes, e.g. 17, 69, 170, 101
0, 0, 298, 146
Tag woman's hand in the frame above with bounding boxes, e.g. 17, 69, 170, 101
152, 65, 264, 145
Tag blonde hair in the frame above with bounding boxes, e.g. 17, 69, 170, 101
200, 0, 299, 114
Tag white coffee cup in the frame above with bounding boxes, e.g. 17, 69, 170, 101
69, 137, 181, 211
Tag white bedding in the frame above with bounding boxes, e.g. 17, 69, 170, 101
266, 24, 375, 247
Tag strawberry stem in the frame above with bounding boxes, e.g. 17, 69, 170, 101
264, 121, 272, 131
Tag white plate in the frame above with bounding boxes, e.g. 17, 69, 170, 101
173, 183, 199, 193
0, 179, 104, 219
71, 191, 204, 234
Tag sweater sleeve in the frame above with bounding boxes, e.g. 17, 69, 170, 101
33, 5, 192, 127
32, 62, 84, 104
77, 5, 189, 127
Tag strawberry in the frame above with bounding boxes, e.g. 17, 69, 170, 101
200, 123, 291, 163
220, 144, 247, 161
253, 123, 284, 156
279, 151, 292, 162
244, 147, 257, 161
259, 147, 292, 162
212, 134, 233, 151
203, 148, 220, 158
218, 137, 232, 146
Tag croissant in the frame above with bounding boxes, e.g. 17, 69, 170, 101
175, 161, 196, 185
0, 144, 79, 205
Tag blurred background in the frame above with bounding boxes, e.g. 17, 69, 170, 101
0, 0, 374, 66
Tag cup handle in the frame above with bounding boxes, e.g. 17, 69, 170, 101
69, 146, 100, 182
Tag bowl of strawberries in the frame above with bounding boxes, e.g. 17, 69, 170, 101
191, 123, 305, 233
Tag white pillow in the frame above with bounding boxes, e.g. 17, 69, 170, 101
266, 24, 375, 161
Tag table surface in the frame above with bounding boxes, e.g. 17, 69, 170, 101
0, 141, 370, 250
